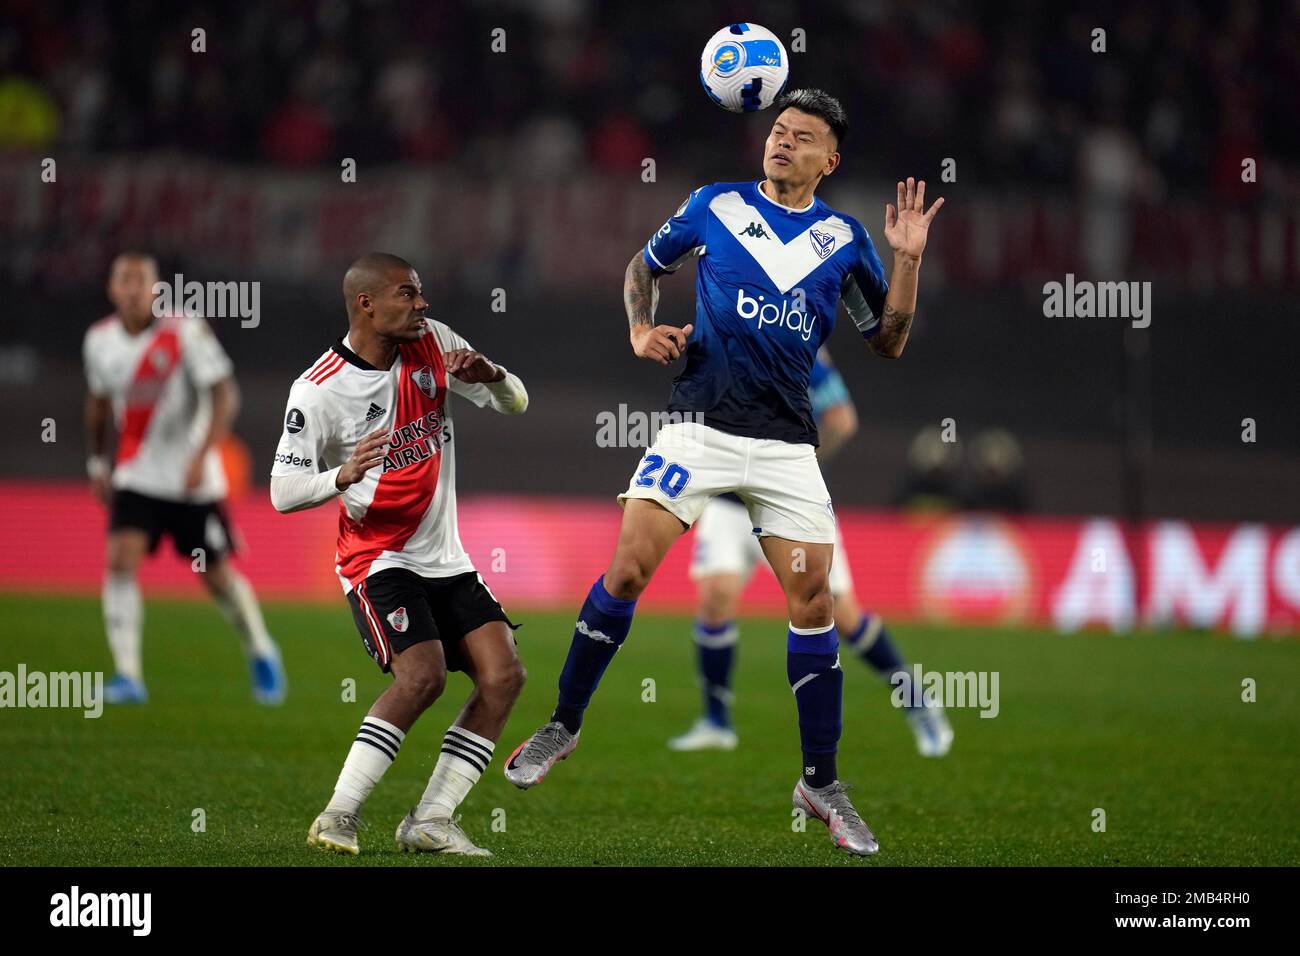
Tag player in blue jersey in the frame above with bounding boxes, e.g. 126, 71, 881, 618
669, 347, 954, 757
506, 89, 944, 856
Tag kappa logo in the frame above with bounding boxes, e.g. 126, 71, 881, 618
387, 607, 409, 633
810, 227, 836, 259
710, 191, 854, 293
411, 366, 437, 401
576, 619, 615, 644
738, 221, 772, 240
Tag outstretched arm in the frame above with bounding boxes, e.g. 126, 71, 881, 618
625, 252, 693, 366
872, 177, 944, 360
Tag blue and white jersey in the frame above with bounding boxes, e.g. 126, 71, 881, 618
643, 180, 887, 446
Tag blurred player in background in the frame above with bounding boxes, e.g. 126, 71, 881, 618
83, 251, 286, 705
962, 427, 1029, 513
670, 347, 953, 757
272, 253, 529, 857
506, 89, 945, 856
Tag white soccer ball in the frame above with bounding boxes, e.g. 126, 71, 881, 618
699, 23, 789, 113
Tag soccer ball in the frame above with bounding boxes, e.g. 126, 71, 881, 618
699, 23, 789, 113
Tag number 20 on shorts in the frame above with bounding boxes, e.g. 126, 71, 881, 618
635, 454, 691, 499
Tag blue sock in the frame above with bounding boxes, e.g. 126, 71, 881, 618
694, 620, 738, 727
845, 613, 921, 709
787, 623, 842, 789
552, 576, 637, 734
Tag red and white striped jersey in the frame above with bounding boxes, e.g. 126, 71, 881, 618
83, 313, 234, 502
271, 318, 527, 592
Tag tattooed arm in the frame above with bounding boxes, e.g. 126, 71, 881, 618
624, 253, 660, 331
625, 252, 693, 366
870, 259, 918, 359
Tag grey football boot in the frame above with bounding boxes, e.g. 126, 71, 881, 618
503, 721, 579, 789
793, 779, 880, 856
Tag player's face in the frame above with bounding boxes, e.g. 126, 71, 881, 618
763, 109, 839, 189
372, 268, 430, 341
107, 257, 159, 325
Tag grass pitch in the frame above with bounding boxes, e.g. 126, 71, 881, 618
2, 594, 1297, 866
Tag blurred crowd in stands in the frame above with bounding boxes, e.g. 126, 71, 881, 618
2, 0, 1296, 200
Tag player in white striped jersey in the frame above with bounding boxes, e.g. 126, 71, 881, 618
272, 252, 529, 857
83, 252, 285, 706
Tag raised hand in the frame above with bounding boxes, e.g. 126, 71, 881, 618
444, 348, 504, 383
884, 177, 944, 261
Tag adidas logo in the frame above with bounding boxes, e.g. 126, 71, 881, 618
738, 222, 771, 239
364, 403, 387, 422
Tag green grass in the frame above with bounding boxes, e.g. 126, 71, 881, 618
1, 594, 1297, 866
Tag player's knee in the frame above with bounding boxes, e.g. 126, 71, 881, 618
604, 556, 652, 600
198, 562, 229, 594
698, 585, 739, 627
400, 667, 446, 709
789, 580, 834, 628
477, 660, 526, 702
105, 545, 138, 575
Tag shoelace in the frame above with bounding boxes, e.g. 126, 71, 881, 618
331, 812, 360, 832
823, 783, 871, 834
522, 723, 567, 762
411, 814, 474, 848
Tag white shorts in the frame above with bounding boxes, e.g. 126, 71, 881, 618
689, 494, 854, 595
617, 421, 837, 545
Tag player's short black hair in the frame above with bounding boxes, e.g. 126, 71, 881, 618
773, 88, 848, 148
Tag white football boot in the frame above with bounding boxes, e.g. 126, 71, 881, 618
907, 705, 954, 757
307, 810, 360, 855
396, 812, 491, 857
667, 718, 739, 751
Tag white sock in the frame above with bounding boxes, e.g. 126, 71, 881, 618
214, 568, 277, 658
103, 572, 143, 683
325, 716, 406, 815
414, 726, 495, 820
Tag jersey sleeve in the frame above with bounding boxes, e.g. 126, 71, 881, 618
840, 220, 889, 338
271, 380, 332, 478
82, 329, 109, 397
431, 321, 529, 414
179, 317, 235, 388
643, 186, 710, 275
